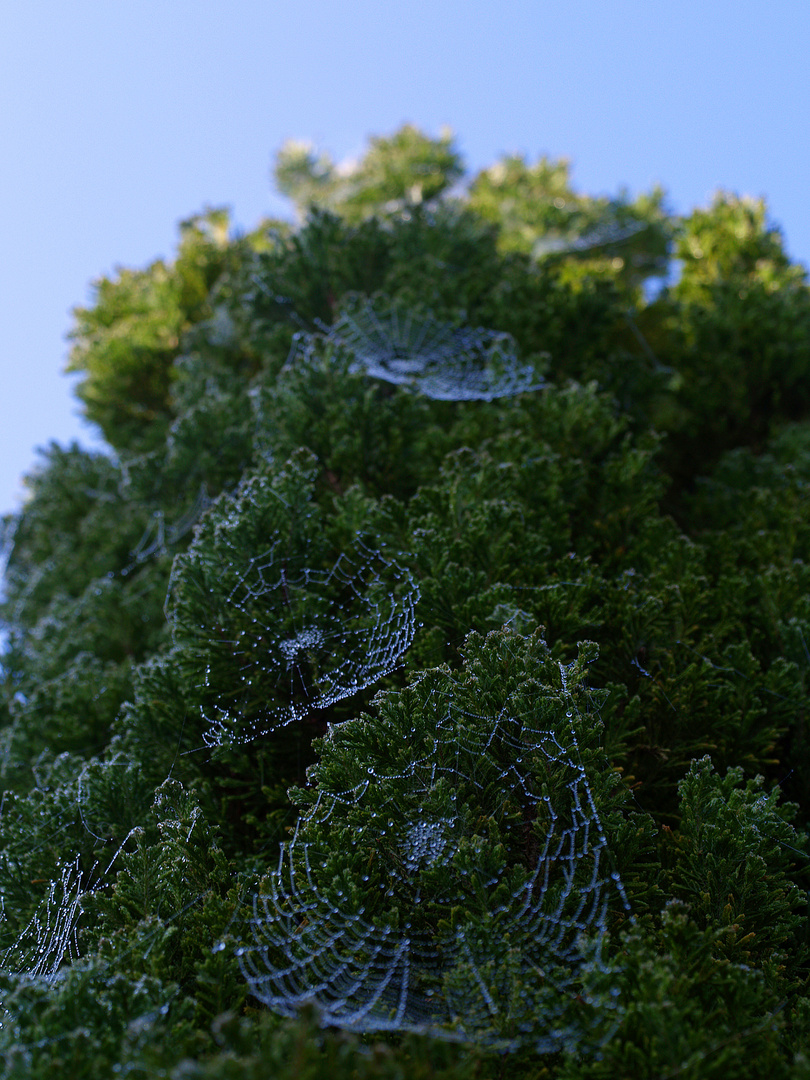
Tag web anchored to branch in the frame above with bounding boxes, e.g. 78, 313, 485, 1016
238, 634, 630, 1054
123, 484, 213, 575
195, 537, 420, 747
2, 857, 87, 983
532, 217, 648, 259
292, 301, 545, 402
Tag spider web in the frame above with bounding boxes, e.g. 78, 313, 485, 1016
0, 516, 16, 597
122, 484, 212, 575
1, 857, 86, 982
194, 537, 420, 747
298, 301, 544, 402
532, 218, 648, 259
238, 657, 629, 1053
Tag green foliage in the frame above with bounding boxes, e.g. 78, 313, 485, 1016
66, 208, 269, 454
467, 153, 671, 295
0, 961, 177, 1079
2, 124, 810, 1075
250, 332, 452, 499
660, 194, 810, 481
275, 124, 464, 222
243, 630, 630, 1054
558, 903, 798, 1080
663, 757, 808, 987
1, 444, 138, 627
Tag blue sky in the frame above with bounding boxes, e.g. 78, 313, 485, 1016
2, 0, 809, 518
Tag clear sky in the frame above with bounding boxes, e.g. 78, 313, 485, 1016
2, 0, 809, 518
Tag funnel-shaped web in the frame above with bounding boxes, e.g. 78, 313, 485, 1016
297, 302, 544, 402
197, 537, 420, 747
237, 644, 629, 1054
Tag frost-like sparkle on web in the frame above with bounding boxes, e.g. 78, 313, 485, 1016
532, 218, 647, 259
123, 485, 212, 574
2, 857, 85, 982
401, 819, 453, 872
239, 660, 629, 1053
198, 538, 419, 746
0, 516, 16, 591
293, 301, 544, 402
278, 627, 325, 665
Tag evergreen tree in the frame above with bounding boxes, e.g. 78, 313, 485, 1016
1, 124, 809, 1077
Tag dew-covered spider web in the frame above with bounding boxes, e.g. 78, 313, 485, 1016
191, 537, 420, 747
237, 642, 629, 1054
122, 484, 212, 575
0, 517, 16, 598
532, 218, 648, 259
1, 857, 87, 983
295, 301, 544, 402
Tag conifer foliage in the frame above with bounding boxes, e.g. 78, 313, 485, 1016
1, 126, 810, 1077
